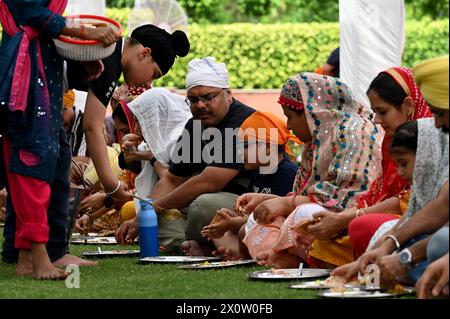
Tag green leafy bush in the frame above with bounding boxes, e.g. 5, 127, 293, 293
106, 0, 448, 23
105, 11, 449, 89
1, 13, 445, 90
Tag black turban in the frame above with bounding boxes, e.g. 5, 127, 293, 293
130, 25, 190, 76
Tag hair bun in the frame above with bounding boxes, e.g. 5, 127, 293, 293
171, 30, 190, 57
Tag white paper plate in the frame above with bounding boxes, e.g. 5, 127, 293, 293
70, 236, 118, 245
139, 256, 223, 264
318, 287, 415, 298
72, 233, 101, 238
290, 280, 359, 290
177, 259, 257, 270
248, 268, 331, 281
82, 250, 140, 258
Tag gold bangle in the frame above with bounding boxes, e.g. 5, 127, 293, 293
86, 212, 94, 224
291, 194, 297, 210
79, 25, 86, 39
355, 208, 366, 218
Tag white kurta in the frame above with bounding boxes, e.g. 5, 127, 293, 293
340, 0, 406, 108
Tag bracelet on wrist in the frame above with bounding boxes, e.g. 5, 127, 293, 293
79, 25, 85, 39
355, 208, 366, 218
384, 234, 401, 251
291, 194, 297, 210
150, 156, 157, 167
86, 212, 94, 224
104, 180, 121, 196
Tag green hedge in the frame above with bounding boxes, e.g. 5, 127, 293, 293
159, 23, 342, 89
106, 10, 448, 89
2, 12, 447, 89
106, 0, 449, 23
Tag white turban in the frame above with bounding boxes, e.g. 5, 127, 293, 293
185, 57, 230, 91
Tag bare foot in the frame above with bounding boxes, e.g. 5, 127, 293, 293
32, 266, 68, 280
180, 240, 213, 256
214, 247, 246, 261
30, 244, 68, 280
53, 254, 98, 267
15, 250, 33, 276
256, 250, 301, 269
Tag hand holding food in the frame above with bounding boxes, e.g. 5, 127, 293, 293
75, 214, 93, 235
76, 23, 120, 47
80, 193, 106, 213
234, 193, 277, 214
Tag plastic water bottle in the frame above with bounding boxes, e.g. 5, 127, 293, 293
138, 199, 159, 257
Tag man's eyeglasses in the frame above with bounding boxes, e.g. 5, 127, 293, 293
185, 89, 225, 107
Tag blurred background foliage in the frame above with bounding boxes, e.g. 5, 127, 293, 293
106, 0, 449, 23
105, 9, 449, 89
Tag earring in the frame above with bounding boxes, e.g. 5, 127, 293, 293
405, 108, 412, 120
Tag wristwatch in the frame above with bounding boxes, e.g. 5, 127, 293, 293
103, 194, 114, 209
150, 156, 157, 167
399, 248, 413, 269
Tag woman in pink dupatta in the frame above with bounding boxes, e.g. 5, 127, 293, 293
0, 0, 117, 279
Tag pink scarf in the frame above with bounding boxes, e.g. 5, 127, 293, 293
0, 0, 67, 113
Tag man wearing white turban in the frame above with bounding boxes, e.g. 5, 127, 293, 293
185, 57, 230, 92
117, 57, 257, 256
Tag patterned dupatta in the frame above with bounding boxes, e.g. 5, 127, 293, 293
403, 118, 449, 223
356, 67, 431, 208
279, 73, 382, 211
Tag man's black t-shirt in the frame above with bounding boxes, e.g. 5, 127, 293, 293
169, 99, 256, 195
66, 38, 123, 107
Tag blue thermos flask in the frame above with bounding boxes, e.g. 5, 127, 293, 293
138, 199, 159, 257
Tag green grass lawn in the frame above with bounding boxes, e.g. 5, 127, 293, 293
0, 237, 319, 299
0, 236, 417, 299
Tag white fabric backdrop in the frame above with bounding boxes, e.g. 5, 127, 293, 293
340, 0, 406, 109
66, 0, 106, 16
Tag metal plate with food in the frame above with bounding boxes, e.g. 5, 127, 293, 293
290, 276, 360, 290
318, 286, 415, 298
70, 236, 118, 245
81, 248, 141, 258
139, 256, 223, 264
71, 232, 101, 238
177, 259, 257, 270
248, 268, 331, 281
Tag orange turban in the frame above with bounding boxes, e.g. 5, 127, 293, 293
239, 111, 301, 159
63, 90, 75, 109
